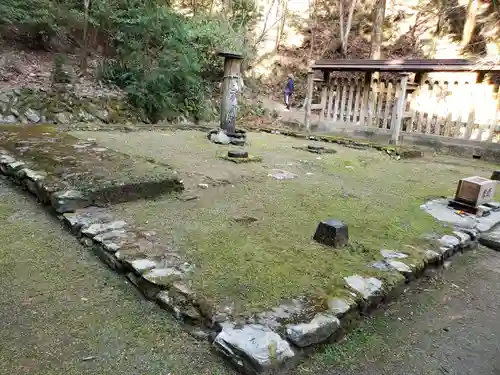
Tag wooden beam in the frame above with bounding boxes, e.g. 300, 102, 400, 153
311, 59, 500, 73
319, 72, 330, 122
359, 72, 372, 126
304, 71, 314, 132
390, 74, 409, 144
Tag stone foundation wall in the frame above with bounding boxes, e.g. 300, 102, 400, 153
0, 135, 487, 375
0, 88, 141, 125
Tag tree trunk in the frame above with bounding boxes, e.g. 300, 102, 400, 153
462, 0, 478, 47
338, 0, 359, 56
369, 0, 386, 59
80, 1, 90, 75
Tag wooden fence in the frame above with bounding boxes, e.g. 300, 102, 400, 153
313, 75, 500, 143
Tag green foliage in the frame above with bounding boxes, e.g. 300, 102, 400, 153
0, 0, 83, 48
51, 54, 72, 84
0, 0, 255, 122
98, 4, 244, 121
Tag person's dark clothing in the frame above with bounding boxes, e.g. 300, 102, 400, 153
284, 78, 294, 109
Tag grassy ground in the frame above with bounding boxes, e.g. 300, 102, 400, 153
0, 180, 232, 375
3, 176, 500, 375
70, 130, 498, 316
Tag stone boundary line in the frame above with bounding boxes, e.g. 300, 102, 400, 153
0, 148, 481, 375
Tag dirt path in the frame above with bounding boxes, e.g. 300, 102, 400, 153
1, 176, 500, 375
295, 248, 500, 375
260, 96, 311, 124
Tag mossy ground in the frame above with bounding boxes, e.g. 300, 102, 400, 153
2, 175, 499, 375
0, 180, 232, 375
70, 130, 499, 317
0, 125, 179, 197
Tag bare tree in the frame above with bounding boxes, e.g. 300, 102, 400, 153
461, 0, 478, 47
338, 0, 359, 55
80, 0, 91, 75
369, 0, 386, 59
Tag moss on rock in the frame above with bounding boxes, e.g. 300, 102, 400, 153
0, 88, 141, 125
0, 125, 183, 204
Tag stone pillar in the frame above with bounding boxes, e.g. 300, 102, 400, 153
218, 52, 244, 134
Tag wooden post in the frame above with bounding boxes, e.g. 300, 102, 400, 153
218, 52, 244, 133
476, 71, 486, 84
319, 72, 329, 122
390, 73, 409, 144
359, 72, 372, 126
487, 86, 500, 143
304, 70, 314, 132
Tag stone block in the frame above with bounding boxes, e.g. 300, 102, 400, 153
142, 267, 183, 286
286, 313, 340, 347
50, 190, 90, 214
63, 207, 114, 235
157, 290, 202, 323
93, 229, 129, 253
380, 249, 408, 259
91, 244, 123, 272
129, 259, 157, 274
81, 220, 127, 237
214, 323, 295, 374
125, 272, 161, 300
424, 249, 441, 264
228, 150, 248, 158
253, 300, 305, 331
327, 298, 356, 318
479, 225, 500, 251
344, 275, 382, 300
5, 161, 26, 176
313, 219, 348, 248
454, 176, 496, 207
439, 234, 460, 249
452, 230, 471, 248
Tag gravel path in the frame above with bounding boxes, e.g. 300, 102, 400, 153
1, 177, 500, 375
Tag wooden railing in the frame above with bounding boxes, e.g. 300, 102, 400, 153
309, 73, 500, 144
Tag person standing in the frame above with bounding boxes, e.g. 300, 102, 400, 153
284, 73, 294, 111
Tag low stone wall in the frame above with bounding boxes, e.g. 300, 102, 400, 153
0, 144, 486, 374
313, 123, 500, 163
0, 88, 141, 125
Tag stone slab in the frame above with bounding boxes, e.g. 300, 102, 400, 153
344, 275, 383, 300
285, 314, 340, 347
0, 126, 183, 206
214, 323, 296, 374
421, 198, 500, 233
479, 225, 500, 251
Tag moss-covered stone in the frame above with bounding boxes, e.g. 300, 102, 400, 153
218, 155, 263, 163
0, 125, 183, 205
0, 88, 141, 125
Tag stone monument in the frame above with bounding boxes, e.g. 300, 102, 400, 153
207, 51, 247, 146
313, 219, 348, 248
218, 51, 243, 134
449, 176, 497, 214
